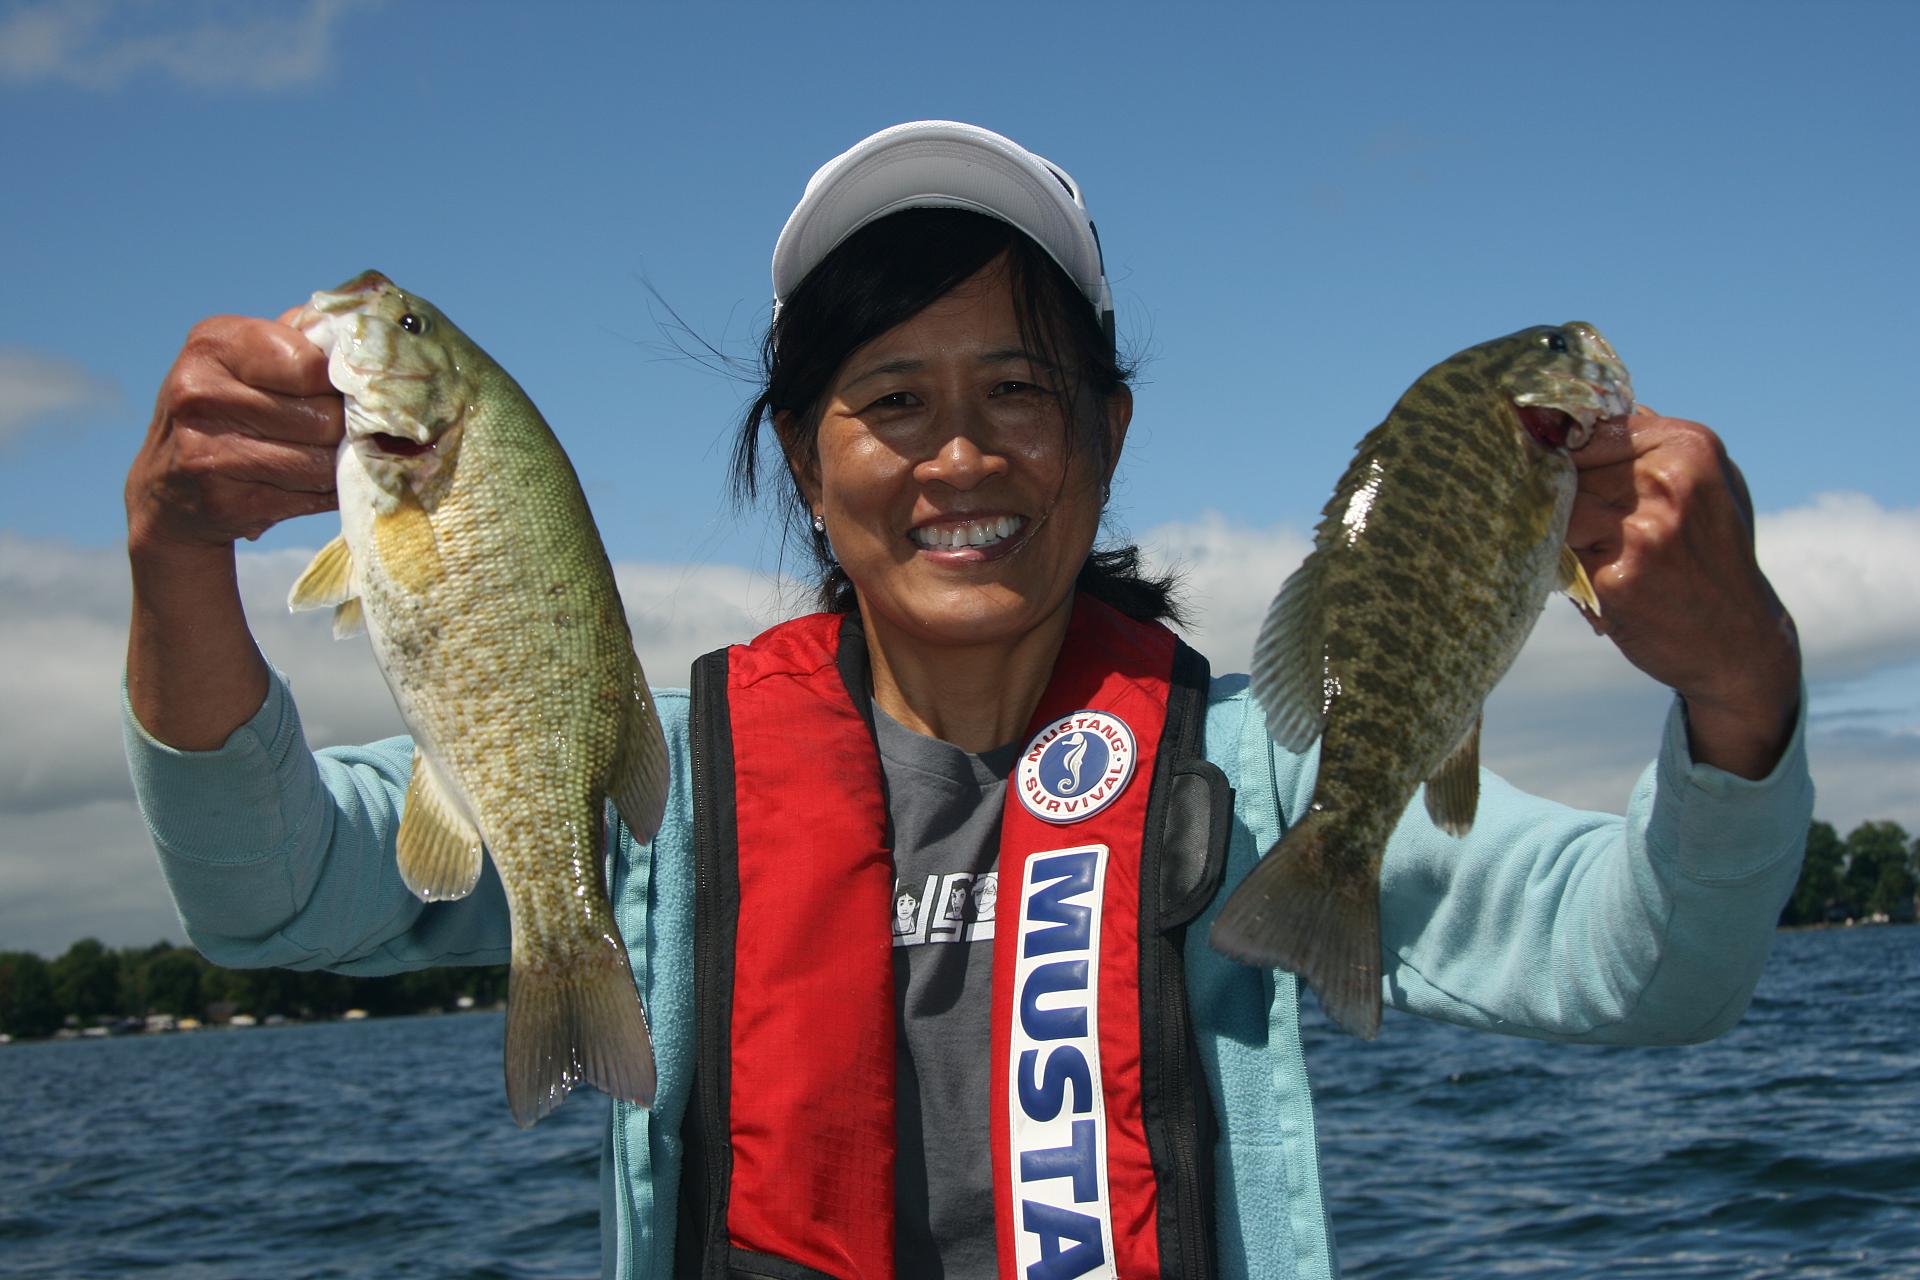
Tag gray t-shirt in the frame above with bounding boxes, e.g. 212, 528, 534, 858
876, 705, 1017, 1280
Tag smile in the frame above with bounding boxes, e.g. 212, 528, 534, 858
909, 514, 1025, 551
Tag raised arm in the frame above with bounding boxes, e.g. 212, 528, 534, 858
1375, 707, 1811, 1044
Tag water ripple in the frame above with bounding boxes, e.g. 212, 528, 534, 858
1308, 926, 1920, 1278
2, 928, 1915, 1276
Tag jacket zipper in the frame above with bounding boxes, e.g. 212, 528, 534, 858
1275, 974, 1330, 1280
599, 802, 645, 1280
612, 1102, 636, 1279
605, 799, 643, 1280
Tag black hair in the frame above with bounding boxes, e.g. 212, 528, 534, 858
731, 207, 1184, 623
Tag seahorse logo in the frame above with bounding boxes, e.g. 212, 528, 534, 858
1016, 709, 1138, 826
1059, 732, 1088, 794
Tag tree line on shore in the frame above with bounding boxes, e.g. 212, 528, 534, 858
1, 819, 1914, 1039
0, 938, 507, 1039
1778, 819, 1917, 927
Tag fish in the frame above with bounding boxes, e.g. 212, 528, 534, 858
286, 270, 668, 1125
1209, 322, 1633, 1039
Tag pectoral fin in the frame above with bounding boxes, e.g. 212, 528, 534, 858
1422, 714, 1481, 837
396, 749, 485, 902
609, 663, 670, 844
332, 598, 366, 639
1558, 545, 1601, 618
1249, 551, 1331, 752
289, 534, 356, 612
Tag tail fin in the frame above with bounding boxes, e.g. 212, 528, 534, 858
504, 944, 657, 1128
1209, 812, 1383, 1039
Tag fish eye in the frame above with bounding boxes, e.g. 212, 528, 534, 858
1544, 331, 1569, 353
398, 312, 429, 336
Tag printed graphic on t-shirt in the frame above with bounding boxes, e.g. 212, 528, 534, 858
893, 871, 997, 946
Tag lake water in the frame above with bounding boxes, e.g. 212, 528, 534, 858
1, 926, 1914, 1279
1305, 925, 1920, 1278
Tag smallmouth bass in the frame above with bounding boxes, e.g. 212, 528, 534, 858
289, 271, 667, 1125
1210, 323, 1632, 1039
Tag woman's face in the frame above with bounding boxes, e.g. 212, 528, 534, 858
788, 258, 1129, 652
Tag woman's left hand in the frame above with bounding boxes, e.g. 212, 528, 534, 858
1566, 408, 1801, 779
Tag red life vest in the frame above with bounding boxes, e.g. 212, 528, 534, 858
678, 595, 1230, 1280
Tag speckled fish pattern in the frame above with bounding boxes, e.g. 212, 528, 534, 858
290, 272, 668, 1125
1212, 324, 1631, 1039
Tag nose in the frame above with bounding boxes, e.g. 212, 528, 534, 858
913, 417, 1008, 492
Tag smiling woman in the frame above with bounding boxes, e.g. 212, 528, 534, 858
120, 119, 1813, 1280
739, 207, 1162, 748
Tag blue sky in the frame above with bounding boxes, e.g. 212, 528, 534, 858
6, 1, 1914, 552
2, 1, 1915, 952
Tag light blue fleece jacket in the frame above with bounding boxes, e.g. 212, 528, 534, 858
124, 670, 1812, 1280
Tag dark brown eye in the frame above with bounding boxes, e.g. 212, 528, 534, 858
399, 313, 428, 335
1544, 331, 1569, 353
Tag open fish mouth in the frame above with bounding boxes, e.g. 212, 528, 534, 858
1515, 403, 1589, 451
1512, 380, 1632, 452
368, 432, 435, 457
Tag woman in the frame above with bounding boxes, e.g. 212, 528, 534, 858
123, 122, 1811, 1280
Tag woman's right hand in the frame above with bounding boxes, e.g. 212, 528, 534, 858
125, 312, 343, 750
126, 312, 343, 556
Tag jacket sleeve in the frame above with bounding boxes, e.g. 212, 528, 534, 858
1228, 680, 1815, 1045
1371, 693, 1813, 1043
122, 669, 512, 974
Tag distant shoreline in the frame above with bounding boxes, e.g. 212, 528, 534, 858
6, 923, 1908, 1048
0, 1003, 504, 1046
1778, 917, 1915, 933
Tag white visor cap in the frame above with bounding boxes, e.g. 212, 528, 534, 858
771, 120, 1114, 340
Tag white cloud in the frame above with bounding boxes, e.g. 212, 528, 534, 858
1756, 492, 1920, 682
1137, 495, 1920, 830
3, 492, 1915, 953
1801, 728, 1920, 839
0, 798, 183, 955
0, 348, 118, 444
0, 0, 364, 92
0, 536, 151, 814
615, 560, 802, 693
1136, 513, 1312, 673
0, 533, 796, 952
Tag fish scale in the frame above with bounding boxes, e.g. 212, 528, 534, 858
1213, 324, 1632, 1039
289, 271, 668, 1126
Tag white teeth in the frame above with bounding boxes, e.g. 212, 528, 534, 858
911, 515, 1022, 550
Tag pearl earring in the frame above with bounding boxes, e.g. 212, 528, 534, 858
812, 512, 826, 534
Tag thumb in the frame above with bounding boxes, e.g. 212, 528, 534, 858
1572, 403, 1666, 471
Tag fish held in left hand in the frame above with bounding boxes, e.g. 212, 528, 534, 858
1210, 323, 1632, 1039
286, 270, 668, 1126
